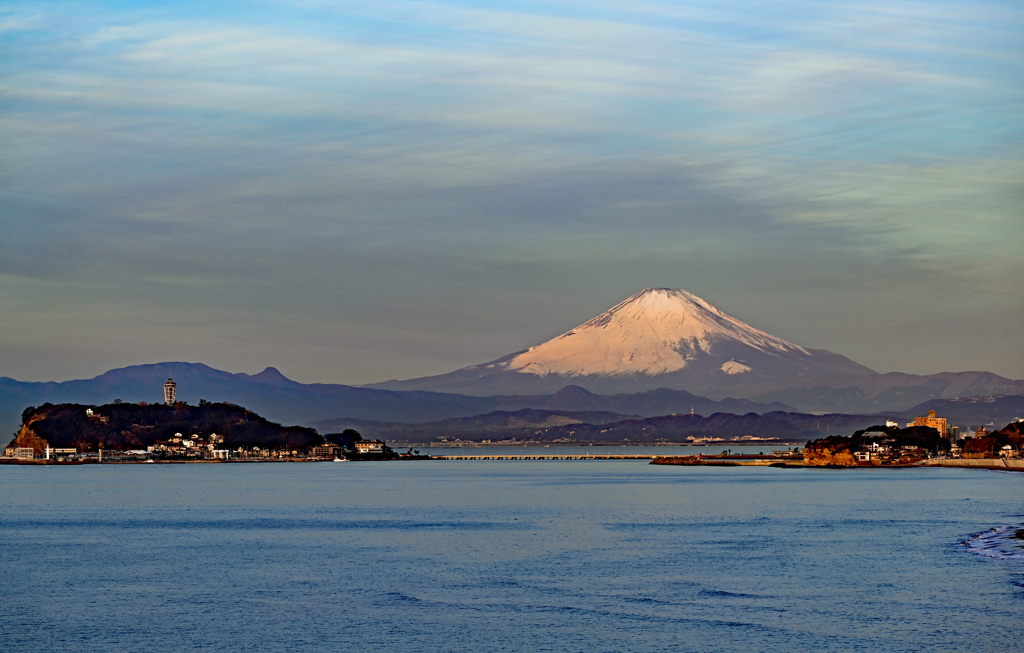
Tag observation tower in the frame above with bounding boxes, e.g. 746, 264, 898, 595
164, 378, 177, 405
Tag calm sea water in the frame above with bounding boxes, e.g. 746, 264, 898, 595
412, 444, 797, 457
1, 459, 1021, 652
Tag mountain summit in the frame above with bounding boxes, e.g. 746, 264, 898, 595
505, 288, 807, 378
369, 288, 876, 397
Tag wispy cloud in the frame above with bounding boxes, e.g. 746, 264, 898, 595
1, 0, 1021, 382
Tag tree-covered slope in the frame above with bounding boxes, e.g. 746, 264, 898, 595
9, 401, 323, 453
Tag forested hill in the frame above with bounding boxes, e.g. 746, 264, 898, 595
10, 402, 323, 453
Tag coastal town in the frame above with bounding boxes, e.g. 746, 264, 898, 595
796, 409, 1024, 470
1, 436, 397, 464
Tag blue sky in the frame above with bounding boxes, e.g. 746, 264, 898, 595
1, 0, 1022, 383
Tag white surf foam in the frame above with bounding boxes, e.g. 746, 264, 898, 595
963, 524, 1024, 560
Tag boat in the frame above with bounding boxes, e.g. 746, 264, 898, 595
333, 456, 348, 462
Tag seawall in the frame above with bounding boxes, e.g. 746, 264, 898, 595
922, 459, 1024, 471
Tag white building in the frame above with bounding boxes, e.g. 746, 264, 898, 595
355, 440, 385, 454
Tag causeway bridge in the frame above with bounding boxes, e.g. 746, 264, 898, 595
431, 454, 803, 464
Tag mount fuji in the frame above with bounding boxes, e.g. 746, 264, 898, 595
369, 288, 876, 398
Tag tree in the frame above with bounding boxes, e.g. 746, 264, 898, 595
21, 406, 36, 425
327, 429, 363, 448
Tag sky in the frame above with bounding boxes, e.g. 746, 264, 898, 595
1, 0, 1022, 385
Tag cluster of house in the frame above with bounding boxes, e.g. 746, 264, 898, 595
85, 408, 109, 423
144, 437, 389, 460
939, 440, 1020, 460
430, 438, 534, 447
2, 439, 392, 462
148, 432, 228, 458
143, 436, 386, 461
853, 441, 929, 464
843, 411, 1021, 463
686, 435, 780, 445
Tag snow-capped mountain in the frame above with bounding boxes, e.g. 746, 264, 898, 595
505, 288, 807, 377
369, 288, 876, 397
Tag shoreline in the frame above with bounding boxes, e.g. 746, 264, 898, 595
4, 455, 1022, 471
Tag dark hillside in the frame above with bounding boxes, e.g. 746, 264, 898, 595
10, 402, 322, 453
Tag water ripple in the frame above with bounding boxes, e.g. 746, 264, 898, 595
963, 524, 1024, 560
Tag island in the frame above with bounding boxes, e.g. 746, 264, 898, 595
1, 401, 406, 463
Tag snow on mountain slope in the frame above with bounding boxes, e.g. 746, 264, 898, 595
505, 288, 806, 377
721, 360, 752, 375
367, 287, 878, 398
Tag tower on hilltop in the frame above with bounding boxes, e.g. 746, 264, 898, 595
164, 378, 177, 405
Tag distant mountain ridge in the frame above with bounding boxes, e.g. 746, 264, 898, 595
314, 410, 902, 445
3, 363, 1019, 444
0, 362, 490, 433
314, 410, 809, 444
0, 362, 794, 436
311, 408, 642, 443
756, 371, 1024, 413
313, 399, 1023, 445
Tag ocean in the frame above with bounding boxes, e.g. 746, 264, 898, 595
1, 459, 1021, 652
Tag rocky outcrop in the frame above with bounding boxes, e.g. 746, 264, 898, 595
803, 437, 857, 467
8, 411, 51, 454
